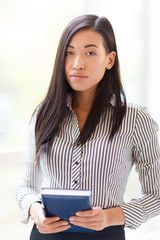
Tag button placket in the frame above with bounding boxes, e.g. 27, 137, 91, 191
71, 144, 81, 189
71, 110, 81, 189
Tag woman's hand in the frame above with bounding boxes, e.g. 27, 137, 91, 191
29, 202, 71, 234
69, 206, 125, 231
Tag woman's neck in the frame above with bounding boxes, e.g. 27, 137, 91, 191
72, 90, 96, 111
72, 91, 96, 131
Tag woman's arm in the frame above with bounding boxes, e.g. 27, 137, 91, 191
16, 112, 43, 223
121, 107, 160, 229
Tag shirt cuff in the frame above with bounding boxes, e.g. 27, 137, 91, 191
120, 200, 143, 229
20, 194, 42, 224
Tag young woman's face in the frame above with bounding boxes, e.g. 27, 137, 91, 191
65, 29, 115, 94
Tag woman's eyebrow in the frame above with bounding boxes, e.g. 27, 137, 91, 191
67, 45, 74, 48
67, 44, 99, 48
85, 44, 98, 48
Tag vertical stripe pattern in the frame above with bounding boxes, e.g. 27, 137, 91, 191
16, 95, 160, 229
71, 144, 81, 189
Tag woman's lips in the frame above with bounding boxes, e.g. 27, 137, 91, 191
69, 73, 88, 80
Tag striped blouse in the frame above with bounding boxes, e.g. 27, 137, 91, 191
16, 94, 160, 230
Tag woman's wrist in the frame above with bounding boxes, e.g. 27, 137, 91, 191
29, 202, 42, 219
104, 207, 125, 227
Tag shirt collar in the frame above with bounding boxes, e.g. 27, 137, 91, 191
66, 93, 73, 111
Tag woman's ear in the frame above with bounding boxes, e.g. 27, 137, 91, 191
106, 51, 116, 70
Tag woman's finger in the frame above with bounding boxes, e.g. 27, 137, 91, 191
37, 223, 71, 234
69, 215, 103, 223
76, 207, 102, 217
69, 220, 103, 231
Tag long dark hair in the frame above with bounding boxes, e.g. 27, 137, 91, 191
34, 14, 126, 162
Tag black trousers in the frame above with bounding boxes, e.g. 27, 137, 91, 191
30, 224, 125, 240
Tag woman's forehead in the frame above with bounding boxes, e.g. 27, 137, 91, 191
68, 29, 105, 48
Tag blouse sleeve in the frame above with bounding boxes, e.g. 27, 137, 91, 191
16, 111, 43, 223
121, 107, 160, 229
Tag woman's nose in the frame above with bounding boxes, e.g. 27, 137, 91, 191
73, 55, 85, 70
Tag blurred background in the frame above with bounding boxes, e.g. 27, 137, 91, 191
0, 0, 160, 239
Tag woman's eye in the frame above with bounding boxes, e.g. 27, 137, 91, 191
86, 52, 96, 56
65, 51, 73, 56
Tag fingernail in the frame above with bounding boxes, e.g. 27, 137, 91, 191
63, 222, 68, 225
64, 225, 71, 230
70, 221, 74, 224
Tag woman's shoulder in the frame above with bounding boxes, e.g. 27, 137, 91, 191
126, 102, 150, 117
126, 102, 153, 118
28, 105, 41, 131
125, 102, 159, 131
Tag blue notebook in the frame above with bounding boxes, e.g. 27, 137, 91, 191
41, 188, 93, 233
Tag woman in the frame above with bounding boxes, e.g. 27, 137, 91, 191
16, 14, 160, 240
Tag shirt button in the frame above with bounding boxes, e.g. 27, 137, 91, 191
75, 161, 79, 165
74, 180, 78, 184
